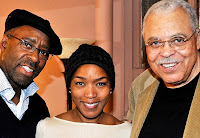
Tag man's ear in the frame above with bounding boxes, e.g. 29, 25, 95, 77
0, 34, 8, 52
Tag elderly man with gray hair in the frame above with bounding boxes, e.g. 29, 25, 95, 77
126, 0, 200, 137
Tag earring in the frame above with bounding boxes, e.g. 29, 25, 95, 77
68, 87, 71, 93
110, 91, 112, 94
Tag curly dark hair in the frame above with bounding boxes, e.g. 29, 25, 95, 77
65, 44, 115, 93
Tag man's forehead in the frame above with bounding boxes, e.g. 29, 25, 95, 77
144, 9, 191, 33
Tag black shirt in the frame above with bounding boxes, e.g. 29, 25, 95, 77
139, 73, 199, 138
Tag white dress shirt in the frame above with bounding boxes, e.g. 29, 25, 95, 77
0, 69, 39, 120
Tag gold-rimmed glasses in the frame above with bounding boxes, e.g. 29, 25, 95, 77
145, 30, 197, 54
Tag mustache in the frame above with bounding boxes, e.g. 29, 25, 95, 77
156, 57, 181, 64
19, 60, 38, 70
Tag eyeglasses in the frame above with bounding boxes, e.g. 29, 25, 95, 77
7, 34, 50, 60
145, 30, 197, 54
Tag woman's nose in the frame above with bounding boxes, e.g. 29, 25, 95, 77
84, 86, 97, 99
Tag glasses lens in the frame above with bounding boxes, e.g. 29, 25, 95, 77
20, 41, 34, 52
39, 50, 49, 60
147, 39, 162, 48
21, 41, 49, 60
169, 37, 187, 50
146, 39, 163, 53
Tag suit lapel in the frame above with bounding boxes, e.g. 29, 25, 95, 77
183, 76, 200, 138
131, 79, 159, 138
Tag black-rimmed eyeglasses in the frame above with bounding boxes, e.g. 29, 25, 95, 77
7, 34, 51, 60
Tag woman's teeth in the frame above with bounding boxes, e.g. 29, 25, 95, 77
84, 102, 98, 107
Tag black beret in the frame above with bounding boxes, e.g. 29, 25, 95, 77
4, 9, 62, 55
65, 44, 115, 93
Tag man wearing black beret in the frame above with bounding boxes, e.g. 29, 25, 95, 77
0, 9, 62, 137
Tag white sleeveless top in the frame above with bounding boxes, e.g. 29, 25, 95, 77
36, 117, 132, 138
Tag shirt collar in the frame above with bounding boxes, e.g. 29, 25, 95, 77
0, 68, 12, 92
23, 82, 39, 99
0, 68, 39, 100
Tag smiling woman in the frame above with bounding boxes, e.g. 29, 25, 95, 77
70, 64, 111, 122
35, 44, 132, 138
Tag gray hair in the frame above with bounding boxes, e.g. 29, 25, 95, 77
142, 0, 199, 36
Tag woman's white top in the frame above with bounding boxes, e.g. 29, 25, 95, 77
36, 117, 132, 138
